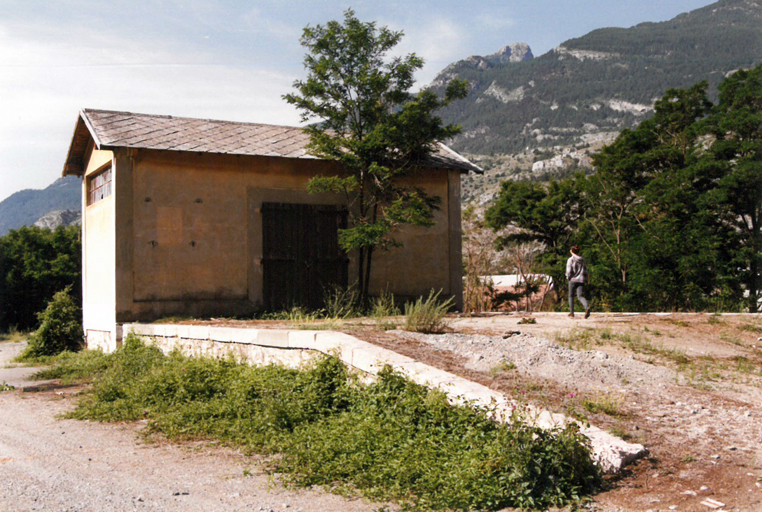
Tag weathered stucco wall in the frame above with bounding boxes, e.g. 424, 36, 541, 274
82, 147, 116, 351
100, 148, 459, 326
367, 169, 459, 301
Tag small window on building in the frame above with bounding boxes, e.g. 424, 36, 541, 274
88, 166, 112, 205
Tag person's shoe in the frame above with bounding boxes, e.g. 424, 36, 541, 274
567, 313, 574, 318
584, 306, 591, 319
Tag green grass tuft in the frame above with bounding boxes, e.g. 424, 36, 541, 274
403, 290, 453, 334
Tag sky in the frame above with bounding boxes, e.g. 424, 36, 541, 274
0, 0, 718, 202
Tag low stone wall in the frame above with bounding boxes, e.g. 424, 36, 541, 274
122, 323, 646, 473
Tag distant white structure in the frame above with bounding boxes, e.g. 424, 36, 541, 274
482, 274, 554, 289
480, 274, 555, 312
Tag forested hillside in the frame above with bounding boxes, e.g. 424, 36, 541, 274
433, 0, 762, 154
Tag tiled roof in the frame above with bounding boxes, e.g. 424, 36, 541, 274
63, 109, 482, 176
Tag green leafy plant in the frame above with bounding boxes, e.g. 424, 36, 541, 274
403, 290, 454, 333
18, 286, 83, 359
45, 336, 602, 511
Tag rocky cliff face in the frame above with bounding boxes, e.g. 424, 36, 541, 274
33, 209, 82, 230
429, 43, 533, 88
487, 42, 534, 64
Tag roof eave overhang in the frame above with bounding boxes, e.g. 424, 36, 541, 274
61, 110, 103, 177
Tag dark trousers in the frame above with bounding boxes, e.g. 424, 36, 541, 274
568, 281, 589, 314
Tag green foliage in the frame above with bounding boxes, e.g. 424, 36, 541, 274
0, 225, 81, 331
284, 10, 467, 303
33, 349, 112, 383
51, 336, 601, 510
485, 64, 762, 312
403, 290, 454, 333
19, 286, 83, 359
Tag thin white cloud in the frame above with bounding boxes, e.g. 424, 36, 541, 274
474, 13, 517, 32
384, 16, 470, 87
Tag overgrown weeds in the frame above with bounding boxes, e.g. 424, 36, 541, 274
371, 289, 400, 330
323, 284, 361, 319
582, 393, 624, 417
0, 327, 26, 344
556, 327, 689, 366
404, 290, 453, 334
44, 335, 602, 511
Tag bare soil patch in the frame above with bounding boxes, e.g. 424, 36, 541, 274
350, 312, 762, 511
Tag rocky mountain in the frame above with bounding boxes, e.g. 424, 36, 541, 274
432, 0, 762, 154
0, 176, 82, 236
33, 209, 82, 230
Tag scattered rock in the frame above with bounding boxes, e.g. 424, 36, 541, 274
700, 498, 725, 509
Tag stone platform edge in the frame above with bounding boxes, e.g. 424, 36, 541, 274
123, 323, 646, 473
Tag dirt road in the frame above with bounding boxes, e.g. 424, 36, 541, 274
0, 342, 383, 512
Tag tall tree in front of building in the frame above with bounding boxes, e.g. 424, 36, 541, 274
284, 9, 467, 304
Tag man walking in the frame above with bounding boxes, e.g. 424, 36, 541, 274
566, 245, 591, 318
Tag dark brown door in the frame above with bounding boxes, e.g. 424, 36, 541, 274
262, 202, 348, 310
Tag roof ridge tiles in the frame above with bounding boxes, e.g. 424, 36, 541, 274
68, 108, 481, 174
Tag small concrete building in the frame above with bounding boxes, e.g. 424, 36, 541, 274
62, 109, 479, 351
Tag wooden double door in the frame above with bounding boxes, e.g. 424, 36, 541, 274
262, 202, 348, 311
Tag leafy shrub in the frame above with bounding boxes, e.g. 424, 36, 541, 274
49, 336, 601, 510
20, 286, 83, 359
404, 290, 454, 333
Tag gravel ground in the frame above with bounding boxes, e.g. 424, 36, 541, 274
0, 342, 387, 512
398, 331, 677, 393
370, 315, 762, 512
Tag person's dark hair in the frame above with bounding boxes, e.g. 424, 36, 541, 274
570, 245, 580, 255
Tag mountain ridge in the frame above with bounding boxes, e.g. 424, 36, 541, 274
432, 0, 762, 154
0, 176, 82, 236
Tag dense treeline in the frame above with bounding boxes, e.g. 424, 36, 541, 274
0, 226, 82, 331
486, 65, 762, 312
